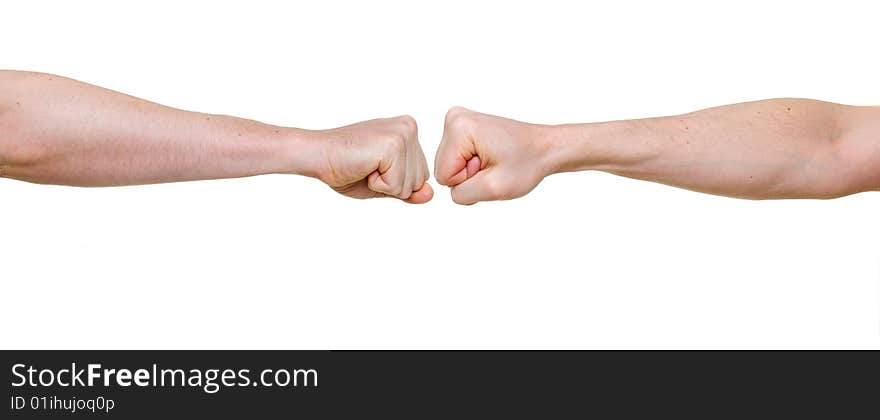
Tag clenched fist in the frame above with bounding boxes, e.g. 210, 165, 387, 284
434, 107, 556, 204
314, 115, 433, 203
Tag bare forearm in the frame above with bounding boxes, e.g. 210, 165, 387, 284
0, 71, 323, 186
545, 99, 880, 199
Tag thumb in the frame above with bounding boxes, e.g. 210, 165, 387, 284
450, 169, 504, 205
404, 183, 434, 204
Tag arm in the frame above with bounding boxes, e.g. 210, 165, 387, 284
434, 100, 880, 204
0, 71, 432, 202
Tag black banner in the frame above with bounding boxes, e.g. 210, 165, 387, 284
3, 351, 878, 418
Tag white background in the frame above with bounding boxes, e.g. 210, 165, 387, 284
1, 0, 878, 349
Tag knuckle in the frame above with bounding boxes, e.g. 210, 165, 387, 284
445, 106, 466, 120
395, 127, 410, 142
444, 107, 473, 133
397, 114, 417, 132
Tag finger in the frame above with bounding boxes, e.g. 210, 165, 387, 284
440, 155, 481, 188
416, 138, 431, 186
466, 156, 481, 178
443, 165, 469, 187
401, 131, 418, 201
434, 107, 476, 186
367, 170, 401, 197
404, 183, 434, 204
399, 163, 414, 200
450, 171, 498, 205
331, 179, 384, 200
434, 135, 468, 186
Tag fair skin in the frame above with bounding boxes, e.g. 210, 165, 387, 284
435, 101, 880, 204
3, 71, 878, 204
0, 71, 433, 203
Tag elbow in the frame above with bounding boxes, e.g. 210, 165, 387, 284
0, 102, 47, 176
825, 171, 880, 199
827, 144, 880, 197
0, 75, 16, 170
825, 105, 880, 197
817, 139, 880, 199
0, 100, 17, 164
750, 143, 875, 200
0, 103, 10, 174
0, 70, 53, 171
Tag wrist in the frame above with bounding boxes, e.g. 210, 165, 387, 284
276, 127, 328, 179
540, 122, 619, 174
539, 123, 592, 175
